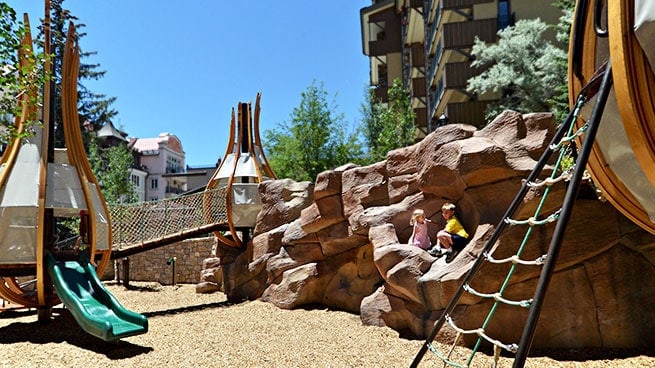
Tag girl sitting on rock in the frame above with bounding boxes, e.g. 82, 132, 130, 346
408, 208, 432, 250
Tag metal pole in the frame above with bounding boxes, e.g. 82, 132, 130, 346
410, 101, 582, 368
513, 62, 613, 368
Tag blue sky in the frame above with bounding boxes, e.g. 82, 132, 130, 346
7, 1, 371, 166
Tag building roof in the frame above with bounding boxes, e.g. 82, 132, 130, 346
131, 132, 184, 155
96, 121, 127, 141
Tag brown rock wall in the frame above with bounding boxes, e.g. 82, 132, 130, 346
201, 110, 655, 350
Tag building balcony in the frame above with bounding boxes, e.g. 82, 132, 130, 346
414, 107, 428, 133
447, 100, 490, 127
402, 0, 424, 46
442, 0, 494, 9
404, 43, 425, 88
443, 18, 497, 50
410, 43, 425, 67
373, 85, 389, 102
369, 39, 401, 56
412, 77, 427, 98
165, 186, 185, 195
444, 60, 482, 90
362, 3, 402, 57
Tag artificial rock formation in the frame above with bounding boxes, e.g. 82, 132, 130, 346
200, 110, 655, 349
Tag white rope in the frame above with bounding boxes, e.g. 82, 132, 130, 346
444, 315, 519, 353
549, 122, 589, 151
505, 209, 561, 226
463, 284, 533, 308
527, 169, 573, 188
445, 332, 464, 367
427, 340, 468, 368
484, 252, 548, 266
493, 344, 501, 368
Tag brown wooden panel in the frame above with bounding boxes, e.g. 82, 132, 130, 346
446, 100, 490, 126
412, 77, 427, 97
442, 0, 494, 9
411, 43, 425, 66
443, 18, 497, 49
445, 61, 482, 89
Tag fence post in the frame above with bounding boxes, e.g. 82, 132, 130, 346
122, 257, 130, 288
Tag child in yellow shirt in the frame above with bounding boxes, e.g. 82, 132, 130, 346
428, 203, 469, 262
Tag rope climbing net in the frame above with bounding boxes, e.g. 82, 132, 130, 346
109, 187, 229, 248
411, 63, 612, 368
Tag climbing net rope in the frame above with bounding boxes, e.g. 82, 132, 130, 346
412, 63, 612, 368
109, 187, 228, 248
429, 101, 585, 368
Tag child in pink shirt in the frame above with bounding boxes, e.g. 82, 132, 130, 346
408, 209, 432, 250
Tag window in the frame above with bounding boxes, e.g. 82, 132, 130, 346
151, 178, 158, 189
166, 155, 183, 173
498, 0, 513, 30
131, 174, 140, 187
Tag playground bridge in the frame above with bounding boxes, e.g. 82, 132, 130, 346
108, 187, 231, 259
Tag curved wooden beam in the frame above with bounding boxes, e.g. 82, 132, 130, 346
568, 0, 655, 234
253, 92, 277, 179
60, 23, 112, 272
609, 0, 655, 186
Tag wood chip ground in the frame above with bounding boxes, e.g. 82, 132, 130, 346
1, 282, 654, 367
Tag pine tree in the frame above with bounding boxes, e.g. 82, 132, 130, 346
43, 0, 117, 148
467, 17, 568, 122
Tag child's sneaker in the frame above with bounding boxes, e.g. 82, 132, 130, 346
445, 250, 459, 263
428, 247, 444, 258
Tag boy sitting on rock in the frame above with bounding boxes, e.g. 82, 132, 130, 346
428, 203, 469, 263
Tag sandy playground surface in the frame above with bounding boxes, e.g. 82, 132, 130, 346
1, 282, 655, 368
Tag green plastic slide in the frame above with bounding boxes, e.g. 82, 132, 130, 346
45, 252, 148, 341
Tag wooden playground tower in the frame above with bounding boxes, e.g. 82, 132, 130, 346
0, 5, 148, 340
0, 1, 275, 317
0, 4, 114, 317
206, 92, 276, 248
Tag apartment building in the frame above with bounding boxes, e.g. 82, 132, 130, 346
360, 0, 562, 137
96, 125, 218, 202
130, 132, 187, 201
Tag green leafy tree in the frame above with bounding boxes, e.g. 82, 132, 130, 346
264, 81, 362, 182
88, 138, 138, 204
360, 78, 416, 163
467, 18, 568, 122
0, 2, 47, 143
